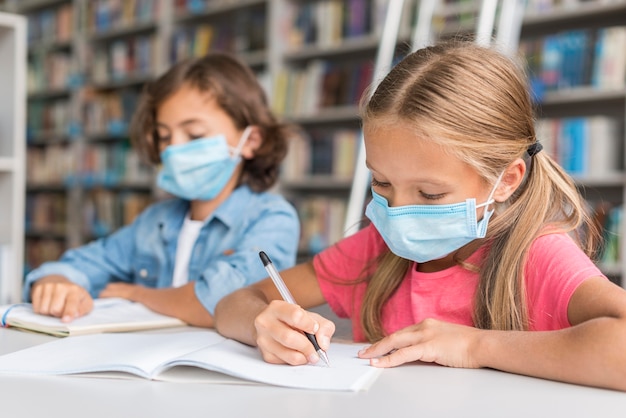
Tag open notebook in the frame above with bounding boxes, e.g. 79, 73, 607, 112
0, 330, 381, 391
0, 298, 185, 336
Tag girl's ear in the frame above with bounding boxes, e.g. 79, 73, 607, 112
494, 158, 527, 203
240, 126, 263, 160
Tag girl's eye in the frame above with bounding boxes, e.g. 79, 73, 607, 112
371, 178, 390, 188
189, 134, 205, 141
421, 192, 446, 201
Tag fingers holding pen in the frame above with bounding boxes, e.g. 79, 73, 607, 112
308, 311, 335, 351
254, 300, 333, 365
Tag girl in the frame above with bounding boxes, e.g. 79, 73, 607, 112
25, 53, 300, 327
214, 42, 626, 391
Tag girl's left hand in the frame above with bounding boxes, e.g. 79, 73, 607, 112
100, 283, 140, 301
357, 318, 484, 369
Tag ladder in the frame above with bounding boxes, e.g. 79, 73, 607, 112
343, 0, 527, 237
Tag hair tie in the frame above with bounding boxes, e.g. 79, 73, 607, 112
527, 142, 543, 157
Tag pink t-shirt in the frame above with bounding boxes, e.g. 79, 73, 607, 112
313, 224, 604, 342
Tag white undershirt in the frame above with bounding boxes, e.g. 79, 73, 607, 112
172, 214, 204, 288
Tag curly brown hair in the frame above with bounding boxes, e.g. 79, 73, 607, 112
130, 52, 294, 192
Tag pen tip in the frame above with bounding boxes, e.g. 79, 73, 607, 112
319, 350, 330, 367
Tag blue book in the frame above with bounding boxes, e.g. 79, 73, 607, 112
559, 30, 589, 88
559, 118, 587, 175
541, 35, 562, 91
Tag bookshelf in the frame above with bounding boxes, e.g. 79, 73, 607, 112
0, 11, 26, 304
0, 0, 275, 275
1, 0, 625, 287
270, 0, 413, 259
520, 0, 626, 285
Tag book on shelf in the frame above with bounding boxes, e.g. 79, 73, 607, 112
86, 0, 159, 34
25, 193, 67, 236
83, 88, 140, 135
535, 116, 621, 178
594, 202, 623, 267
0, 298, 185, 337
592, 26, 626, 90
91, 34, 159, 84
83, 190, 153, 238
282, 128, 359, 181
521, 26, 626, 96
27, 49, 72, 93
27, 99, 71, 141
26, 2, 73, 45
273, 60, 372, 117
294, 196, 347, 255
0, 330, 381, 391
170, 7, 266, 65
27, 144, 77, 185
24, 238, 66, 275
286, 0, 396, 48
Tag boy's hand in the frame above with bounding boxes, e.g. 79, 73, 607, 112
254, 300, 335, 366
31, 275, 94, 322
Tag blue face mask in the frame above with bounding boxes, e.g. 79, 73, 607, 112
157, 127, 252, 201
364, 175, 502, 263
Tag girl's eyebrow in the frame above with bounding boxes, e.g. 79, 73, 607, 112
366, 160, 452, 187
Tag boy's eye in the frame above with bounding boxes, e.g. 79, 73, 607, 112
189, 133, 206, 141
156, 134, 170, 146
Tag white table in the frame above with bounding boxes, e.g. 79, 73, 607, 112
1, 327, 625, 418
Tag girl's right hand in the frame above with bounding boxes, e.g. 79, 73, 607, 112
30, 275, 94, 322
254, 300, 335, 365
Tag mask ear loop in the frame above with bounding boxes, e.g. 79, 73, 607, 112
477, 171, 505, 211
229, 126, 253, 159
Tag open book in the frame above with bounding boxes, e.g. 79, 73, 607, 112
0, 298, 185, 337
0, 330, 381, 391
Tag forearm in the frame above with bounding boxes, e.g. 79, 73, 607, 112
131, 284, 214, 328
476, 317, 626, 391
214, 287, 270, 346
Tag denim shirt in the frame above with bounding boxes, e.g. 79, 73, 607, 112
24, 186, 300, 314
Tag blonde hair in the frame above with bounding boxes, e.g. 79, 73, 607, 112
358, 41, 599, 342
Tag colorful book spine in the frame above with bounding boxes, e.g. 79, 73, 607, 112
282, 128, 359, 181
535, 116, 621, 178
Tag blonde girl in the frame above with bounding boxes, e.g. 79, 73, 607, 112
215, 42, 626, 392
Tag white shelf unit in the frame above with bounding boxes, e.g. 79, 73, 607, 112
0, 11, 26, 304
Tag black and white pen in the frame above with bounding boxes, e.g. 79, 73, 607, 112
258, 251, 330, 367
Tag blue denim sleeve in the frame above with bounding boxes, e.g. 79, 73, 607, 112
23, 222, 139, 302
194, 199, 300, 314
